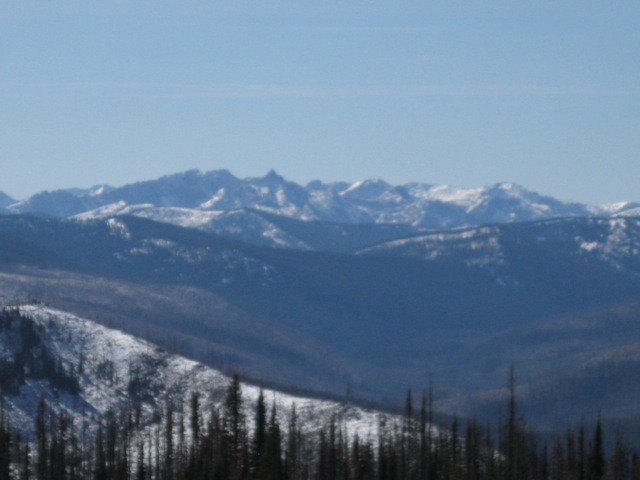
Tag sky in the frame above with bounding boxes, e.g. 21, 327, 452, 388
1, 1, 639, 204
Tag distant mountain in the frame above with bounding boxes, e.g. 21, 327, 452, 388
0, 304, 393, 440
6, 170, 626, 248
0, 192, 15, 209
72, 204, 427, 252
359, 216, 640, 275
2, 214, 640, 429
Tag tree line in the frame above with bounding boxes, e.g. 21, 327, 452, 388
0, 371, 639, 480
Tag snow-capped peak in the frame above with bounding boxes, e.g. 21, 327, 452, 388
7, 169, 638, 238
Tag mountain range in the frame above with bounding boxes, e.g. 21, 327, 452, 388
3, 169, 640, 252
1, 169, 640, 440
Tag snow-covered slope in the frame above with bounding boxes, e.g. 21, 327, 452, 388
7, 170, 627, 240
0, 305, 394, 440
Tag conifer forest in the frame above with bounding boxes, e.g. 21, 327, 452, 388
0, 370, 638, 480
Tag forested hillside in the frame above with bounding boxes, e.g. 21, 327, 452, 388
0, 307, 638, 480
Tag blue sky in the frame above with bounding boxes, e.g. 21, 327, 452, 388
1, 1, 639, 203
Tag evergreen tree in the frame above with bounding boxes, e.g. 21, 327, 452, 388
260, 402, 282, 480
578, 422, 586, 480
223, 374, 247, 480
285, 403, 302, 480
165, 403, 174, 480
136, 441, 146, 480
609, 435, 629, 480
0, 404, 11, 480
36, 396, 48, 480
94, 425, 107, 480
464, 419, 482, 480
190, 392, 201, 449
505, 364, 519, 480
252, 389, 266, 478
590, 415, 606, 480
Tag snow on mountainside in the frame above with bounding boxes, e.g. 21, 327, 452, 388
0, 305, 393, 440
575, 218, 640, 271
360, 217, 640, 280
600, 201, 640, 215
74, 203, 314, 250
5, 170, 625, 237
360, 225, 505, 267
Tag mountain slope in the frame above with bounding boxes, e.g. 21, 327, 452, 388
0, 305, 393, 440
360, 216, 640, 274
439, 300, 640, 431
0, 265, 348, 395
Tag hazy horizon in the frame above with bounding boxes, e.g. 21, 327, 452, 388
2, 1, 639, 204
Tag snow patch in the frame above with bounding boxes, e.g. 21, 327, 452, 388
106, 218, 131, 239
